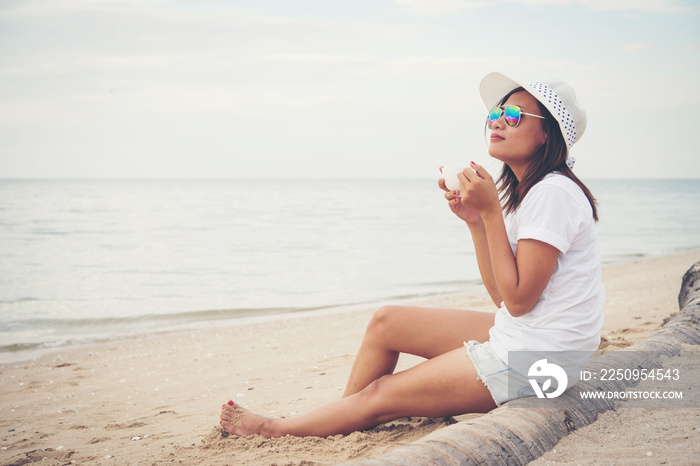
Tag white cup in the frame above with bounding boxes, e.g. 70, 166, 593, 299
441, 166, 467, 193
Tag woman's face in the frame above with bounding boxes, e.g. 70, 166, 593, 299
487, 90, 547, 179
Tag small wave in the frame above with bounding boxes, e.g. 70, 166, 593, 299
0, 340, 70, 353
4, 305, 329, 331
0, 297, 42, 304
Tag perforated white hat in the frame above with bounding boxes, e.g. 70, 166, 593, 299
479, 72, 587, 168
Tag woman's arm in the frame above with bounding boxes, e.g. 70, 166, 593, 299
466, 219, 503, 307
458, 163, 559, 317
478, 212, 559, 316
439, 173, 502, 306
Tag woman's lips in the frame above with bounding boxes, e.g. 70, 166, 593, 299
490, 134, 504, 142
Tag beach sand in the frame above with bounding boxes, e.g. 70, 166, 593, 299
1, 250, 699, 465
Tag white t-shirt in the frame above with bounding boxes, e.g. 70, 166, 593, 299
489, 173, 605, 380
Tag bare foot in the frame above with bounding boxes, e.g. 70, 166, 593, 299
220, 400, 273, 437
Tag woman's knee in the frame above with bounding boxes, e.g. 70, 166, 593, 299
365, 305, 402, 343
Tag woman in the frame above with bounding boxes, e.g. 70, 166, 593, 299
220, 71, 604, 438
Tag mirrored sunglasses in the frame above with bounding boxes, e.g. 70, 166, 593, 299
487, 105, 545, 129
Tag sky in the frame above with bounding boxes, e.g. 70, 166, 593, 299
0, 0, 699, 180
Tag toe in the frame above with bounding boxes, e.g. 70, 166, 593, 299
221, 407, 239, 422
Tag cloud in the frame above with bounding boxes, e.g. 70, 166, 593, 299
621, 42, 657, 53
572, 0, 695, 13
392, 0, 697, 15
0, 2, 433, 107
391, 0, 492, 15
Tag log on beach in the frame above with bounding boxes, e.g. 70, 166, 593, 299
349, 261, 700, 466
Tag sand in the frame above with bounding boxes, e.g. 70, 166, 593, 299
1, 250, 699, 465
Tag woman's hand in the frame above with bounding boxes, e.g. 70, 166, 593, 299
438, 167, 482, 225
457, 162, 501, 220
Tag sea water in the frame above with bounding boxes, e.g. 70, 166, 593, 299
1, 178, 698, 362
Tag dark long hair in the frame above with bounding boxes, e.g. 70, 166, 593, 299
495, 87, 599, 221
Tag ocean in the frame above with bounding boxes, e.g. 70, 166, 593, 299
1, 178, 699, 363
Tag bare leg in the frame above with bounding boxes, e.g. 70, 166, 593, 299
221, 346, 495, 438
343, 305, 495, 397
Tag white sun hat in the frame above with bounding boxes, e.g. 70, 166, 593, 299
479, 72, 587, 169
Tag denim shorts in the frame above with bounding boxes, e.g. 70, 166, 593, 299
464, 340, 535, 406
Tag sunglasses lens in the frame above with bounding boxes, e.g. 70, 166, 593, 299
504, 106, 521, 127
487, 108, 502, 129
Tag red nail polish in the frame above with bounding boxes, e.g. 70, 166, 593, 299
470, 161, 475, 165
228, 400, 234, 405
